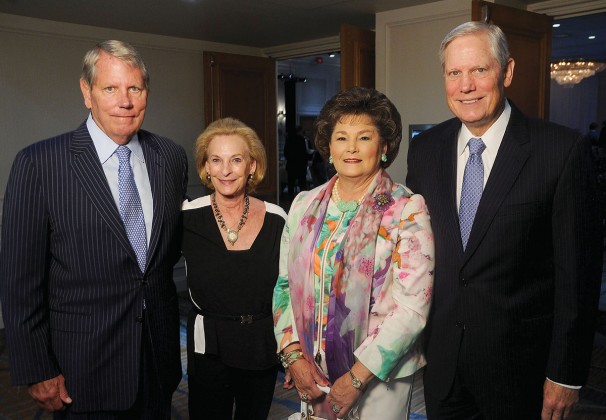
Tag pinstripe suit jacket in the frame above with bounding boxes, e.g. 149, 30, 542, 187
0, 122, 188, 412
406, 103, 602, 403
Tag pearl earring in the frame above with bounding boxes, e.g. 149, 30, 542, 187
381, 153, 387, 163
329, 156, 333, 164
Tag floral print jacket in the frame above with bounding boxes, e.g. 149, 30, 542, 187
273, 180, 434, 381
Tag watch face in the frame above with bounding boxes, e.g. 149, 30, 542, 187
349, 371, 363, 389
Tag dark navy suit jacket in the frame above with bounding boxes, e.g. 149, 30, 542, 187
0, 121, 188, 411
407, 103, 602, 407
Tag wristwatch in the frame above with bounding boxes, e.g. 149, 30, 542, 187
349, 370, 364, 391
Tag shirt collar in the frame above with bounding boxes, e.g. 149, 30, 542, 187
86, 113, 144, 164
457, 100, 511, 156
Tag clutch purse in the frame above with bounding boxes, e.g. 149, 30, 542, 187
287, 401, 328, 420
287, 384, 332, 420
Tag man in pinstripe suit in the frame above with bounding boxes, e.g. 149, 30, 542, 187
407, 22, 602, 419
0, 40, 187, 418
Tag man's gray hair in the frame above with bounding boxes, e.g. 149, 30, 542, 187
81, 40, 149, 89
439, 21, 510, 71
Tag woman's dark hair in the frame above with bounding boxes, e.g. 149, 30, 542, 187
313, 86, 402, 168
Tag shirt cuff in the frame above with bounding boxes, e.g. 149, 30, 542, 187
546, 377, 581, 390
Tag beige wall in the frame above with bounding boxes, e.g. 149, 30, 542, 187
376, 0, 470, 184
0, 12, 264, 208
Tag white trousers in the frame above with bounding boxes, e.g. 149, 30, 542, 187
289, 372, 415, 420
347, 372, 415, 420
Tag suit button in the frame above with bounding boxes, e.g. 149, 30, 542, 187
461, 277, 467, 286
140, 279, 148, 286
455, 321, 465, 329
136, 316, 143, 323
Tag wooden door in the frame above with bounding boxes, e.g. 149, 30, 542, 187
340, 24, 375, 90
203, 52, 277, 202
472, 0, 552, 119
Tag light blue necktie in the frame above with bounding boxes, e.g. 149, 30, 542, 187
459, 138, 486, 250
116, 146, 147, 272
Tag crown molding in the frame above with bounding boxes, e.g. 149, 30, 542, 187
528, 0, 606, 18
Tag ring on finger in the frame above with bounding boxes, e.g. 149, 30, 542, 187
300, 392, 309, 402
332, 404, 340, 414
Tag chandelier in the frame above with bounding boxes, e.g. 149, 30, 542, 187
550, 60, 606, 86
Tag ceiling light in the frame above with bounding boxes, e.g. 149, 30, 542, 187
588, 35, 596, 40
553, 23, 561, 28
550, 60, 606, 86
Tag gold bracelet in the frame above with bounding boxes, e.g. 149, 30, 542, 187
279, 349, 305, 368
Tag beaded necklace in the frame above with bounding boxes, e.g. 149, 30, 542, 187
211, 193, 249, 246
332, 178, 365, 212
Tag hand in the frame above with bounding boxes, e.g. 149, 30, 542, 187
28, 374, 72, 412
327, 373, 363, 418
541, 380, 578, 419
283, 369, 295, 390
288, 358, 328, 402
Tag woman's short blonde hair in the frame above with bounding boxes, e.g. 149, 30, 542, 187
194, 117, 267, 193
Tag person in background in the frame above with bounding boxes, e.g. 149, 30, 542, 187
407, 21, 602, 419
285, 125, 311, 198
309, 142, 329, 188
182, 117, 286, 419
273, 86, 434, 419
598, 120, 606, 149
0, 40, 187, 418
586, 122, 599, 146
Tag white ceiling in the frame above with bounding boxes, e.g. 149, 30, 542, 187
0, 0, 542, 48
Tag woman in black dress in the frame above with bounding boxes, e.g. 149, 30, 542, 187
182, 118, 287, 419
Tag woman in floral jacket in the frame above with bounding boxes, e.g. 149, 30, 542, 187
273, 87, 434, 419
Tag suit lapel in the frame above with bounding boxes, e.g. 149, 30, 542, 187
70, 122, 136, 260
463, 106, 530, 261
438, 121, 465, 258
140, 132, 166, 268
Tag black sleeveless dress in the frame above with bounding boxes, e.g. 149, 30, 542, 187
182, 197, 286, 370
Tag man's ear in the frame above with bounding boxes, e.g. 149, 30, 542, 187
503, 58, 515, 88
80, 79, 92, 109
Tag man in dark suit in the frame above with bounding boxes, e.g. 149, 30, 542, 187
407, 22, 602, 419
284, 125, 310, 198
0, 40, 187, 418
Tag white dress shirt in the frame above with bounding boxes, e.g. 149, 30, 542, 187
87, 114, 153, 244
455, 101, 511, 213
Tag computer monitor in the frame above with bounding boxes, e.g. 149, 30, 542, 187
409, 124, 435, 141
